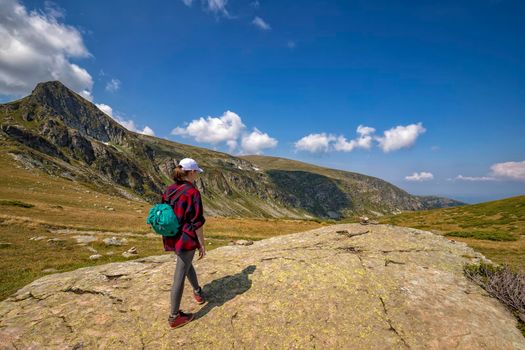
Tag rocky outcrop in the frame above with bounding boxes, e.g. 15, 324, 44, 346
0, 224, 523, 349
0, 124, 69, 162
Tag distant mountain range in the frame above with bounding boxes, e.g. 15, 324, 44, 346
0, 81, 464, 219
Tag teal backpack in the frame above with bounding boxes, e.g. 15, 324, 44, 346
146, 185, 188, 236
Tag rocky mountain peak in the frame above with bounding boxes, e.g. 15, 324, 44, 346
27, 80, 128, 144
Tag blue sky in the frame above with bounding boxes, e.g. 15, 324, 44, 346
1, 0, 524, 203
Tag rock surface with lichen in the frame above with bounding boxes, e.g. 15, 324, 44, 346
0, 224, 524, 349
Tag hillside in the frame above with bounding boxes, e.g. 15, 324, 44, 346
0, 224, 523, 349
241, 155, 464, 213
379, 194, 525, 272
0, 81, 462, 219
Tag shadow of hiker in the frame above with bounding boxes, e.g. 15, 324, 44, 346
194, 265, 256, 320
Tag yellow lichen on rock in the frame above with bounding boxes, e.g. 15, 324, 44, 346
0, 224, 524, 349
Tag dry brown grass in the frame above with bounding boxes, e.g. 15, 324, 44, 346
0, 150, 326, 300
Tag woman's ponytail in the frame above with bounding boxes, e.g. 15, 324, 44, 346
172, 164, 190, 182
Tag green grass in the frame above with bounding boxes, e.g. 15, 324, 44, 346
446, 230, 518, 241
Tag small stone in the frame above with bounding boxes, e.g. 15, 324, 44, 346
359, 216, 369, 224
89, 254, 102, 260
74, 235, 97, 244
107, 207, 115, 211
122, 246, 138, 258
42, 268, 58, 273
233, 239, 253, 246
103, 237, 126, 246
86, 246, 98, 253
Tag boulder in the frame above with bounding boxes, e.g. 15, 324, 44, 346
0, 224, 524, 349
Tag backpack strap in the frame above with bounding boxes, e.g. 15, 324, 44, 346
164, 184, 191, 207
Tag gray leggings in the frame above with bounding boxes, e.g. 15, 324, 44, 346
170, 249, 200, 316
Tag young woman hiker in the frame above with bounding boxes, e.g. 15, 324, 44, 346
161, 157, 207, 329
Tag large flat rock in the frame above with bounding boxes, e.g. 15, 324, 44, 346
0, 224, 524, 349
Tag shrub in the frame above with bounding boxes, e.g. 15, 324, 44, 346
463, 261, 525, 333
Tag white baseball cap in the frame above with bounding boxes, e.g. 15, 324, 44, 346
178, 158, 204, 173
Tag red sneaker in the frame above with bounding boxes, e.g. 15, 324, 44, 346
193, 287, 205, 304
169, 310, 194, 328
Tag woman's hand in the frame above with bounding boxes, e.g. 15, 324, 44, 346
198, 244, 206, 260
196, 226, 205, 259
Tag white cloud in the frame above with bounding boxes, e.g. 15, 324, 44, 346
405, 172, 434, 182
171, 110, 245, 144
241, 128, 278, 154
287, 40, 296, 49
206, 0, 229, 16
171, 110, 277, 154
449, 160, 525, 183
43, 1, 65, 19
105, 78, 121, 93
140, 126, 155, 136
333, 136, 357, 152
226, 139, 238, 152
294, 133, 335, 153
356, 125, 375, 136
334, 124, 376, 152
490, 160, 525, 181
181, 0, 194, 6
96, 103, 155, 136
452, 175, 497, 182
0, 0, 93, 99
296, 124, 376, 153
252, 16, 271, 31
95, 103, 113, 117
375, 122, 426, 152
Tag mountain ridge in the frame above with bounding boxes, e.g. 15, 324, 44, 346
0, 81, 464, 219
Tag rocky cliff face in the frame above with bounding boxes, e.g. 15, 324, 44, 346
0, 81, 464, 219
0, 224, 523, 349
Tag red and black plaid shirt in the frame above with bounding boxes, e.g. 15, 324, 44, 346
160, 180, 206, 254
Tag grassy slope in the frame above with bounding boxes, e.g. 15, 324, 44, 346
0, 150, 327, 300
240, 155, 418, 216
240, 155, 366, 180
379, 195, 525, 273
